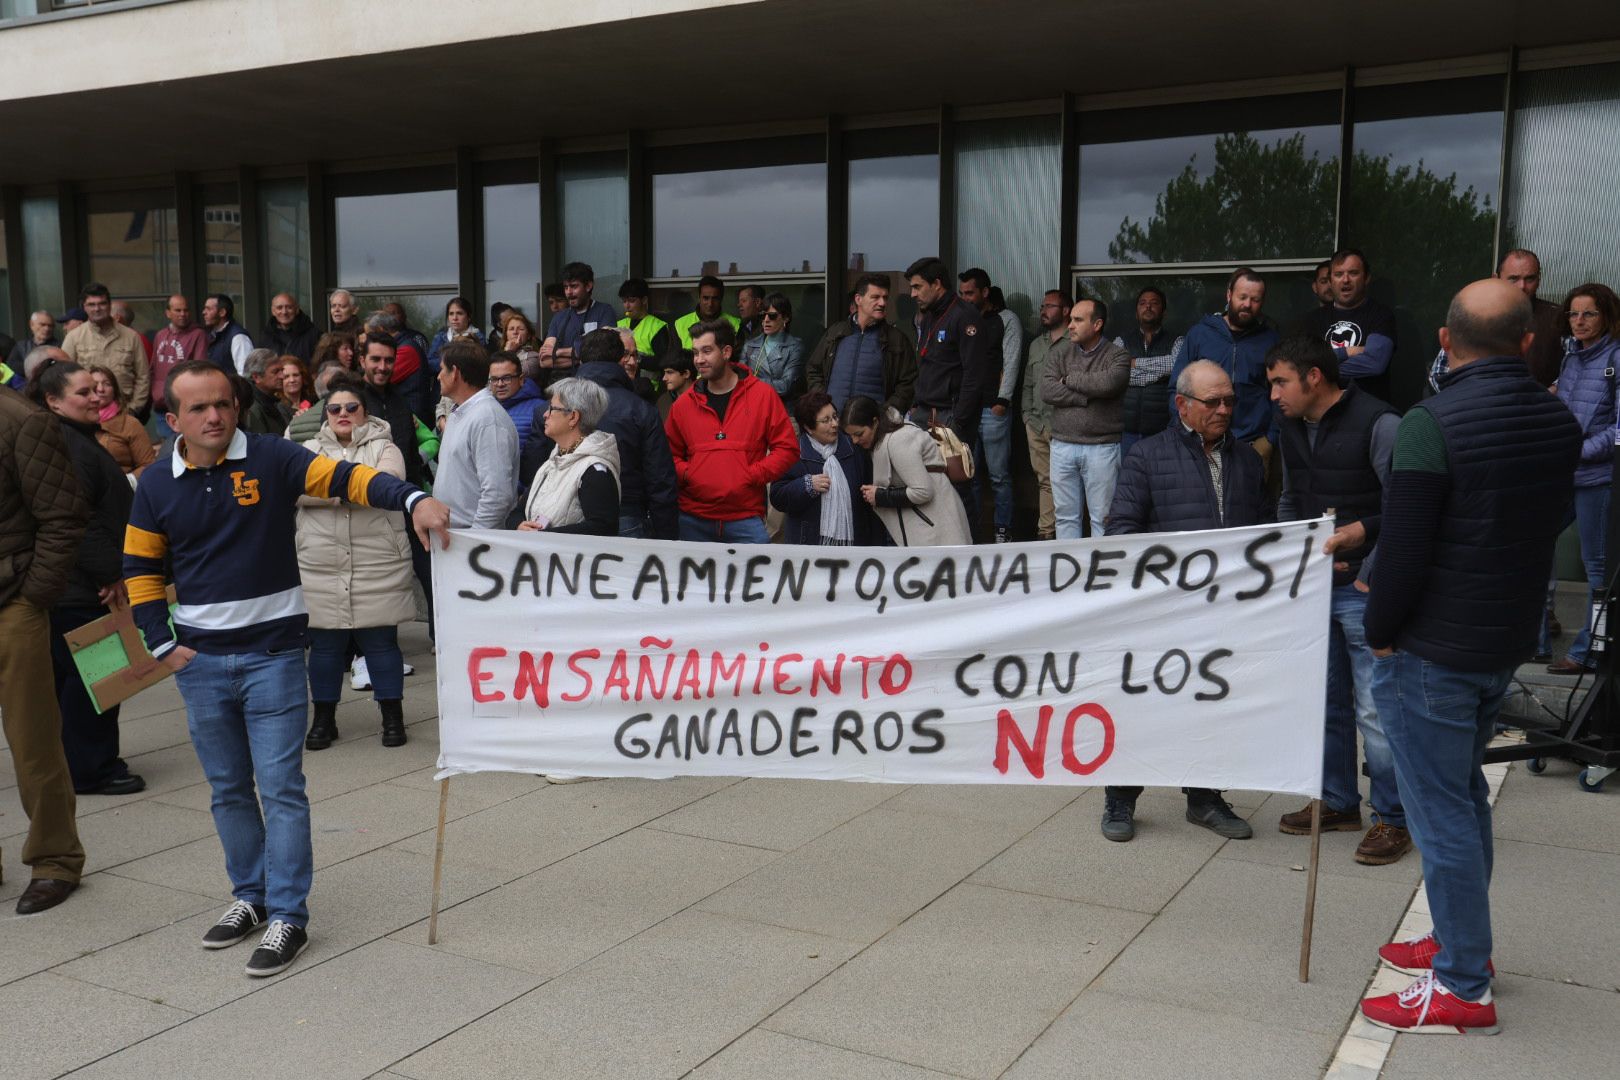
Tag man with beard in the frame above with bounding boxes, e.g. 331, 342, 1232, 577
260, 293, 320, 364
1311, 260, 1334, 307
1168, 267, 1280, 474
1116, 285, 1183, 455
1301, 249, 1399, 403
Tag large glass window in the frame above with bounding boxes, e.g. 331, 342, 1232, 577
85, 199, 180, 331
21, 194, 63, 319
259, 179, 311, 312
1077, 93, 1341, 266
483, 182, 540, 322
202, 200, 244, 316
845, 126, 937, 329
1349, 76, 1504, 407
335, 188, 457, 288
1507, 61, 1620, 300
0, 217, 10, 340
1075, 269, 1322, 349
651, 138, 826, 279
956, 115, 1061, 332
558, 153, 629, 306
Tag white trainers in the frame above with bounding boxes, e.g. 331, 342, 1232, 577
402, 661, 415, 676
350, 657, 371, 691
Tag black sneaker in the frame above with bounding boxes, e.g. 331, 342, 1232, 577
201, 900, 267, 949
1187, 798, 1254, 839
994, 526, 1011, 544
1101, 798, 1136, 842
244, 920, 309, 977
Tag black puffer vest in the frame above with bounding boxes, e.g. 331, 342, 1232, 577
1397, 356, 1582, 670
1119, 326, 1176, 438
1276, 383, 1394, 586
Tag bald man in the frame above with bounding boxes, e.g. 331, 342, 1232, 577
260, 293, 318, 364
1358, 279, 1581, 1035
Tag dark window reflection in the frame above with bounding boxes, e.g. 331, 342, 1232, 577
484, 182, 540, 321
653, 163, 826, 277
558, 154, 628, 305
848, 155, 938, 273
260, 179, 311, 312
1078, 271, 1322, 348
203, 204, 244, 315
1078, 94, 1340, 264
335, 190, 457, 287
1348, 76, 1503, 409
86, 207, 180, 299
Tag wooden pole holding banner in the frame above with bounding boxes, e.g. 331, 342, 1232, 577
1298, 798, 1323, 982
427, 778, 451, 945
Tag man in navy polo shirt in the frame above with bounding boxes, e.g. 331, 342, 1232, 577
539, 262, 618, 383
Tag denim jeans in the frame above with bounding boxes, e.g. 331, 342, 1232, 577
975, 407, 1013, 529
1049, 440, 1121, 539
679, 512, 770, 544
618, 513, 646, 539
309, 625, 403, 702
1373, 651, 1513, 1001
1539, 485, 1606, 665
1322, 584, 1404, 825
174, 649, 313, 928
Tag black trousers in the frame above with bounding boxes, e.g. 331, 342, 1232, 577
49, 605, 129, 791
406, 510, 435, 639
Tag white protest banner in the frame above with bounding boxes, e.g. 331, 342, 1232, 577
432, 521, 1330, 795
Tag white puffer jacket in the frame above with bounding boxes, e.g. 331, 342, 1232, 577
295, 417, 418, 630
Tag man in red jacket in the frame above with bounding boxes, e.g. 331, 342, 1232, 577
665, 319, 797, 542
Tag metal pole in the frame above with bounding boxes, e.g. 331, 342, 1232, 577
427, 777, 451, 945
1299, 798, 1323, 982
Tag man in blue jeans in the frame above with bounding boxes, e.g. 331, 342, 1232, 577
123, 360, 450, 978
1358, 279, 1579, 1034
1267, 335, 1409, 865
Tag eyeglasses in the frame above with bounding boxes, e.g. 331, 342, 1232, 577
1186, 394, 1237, 409
764, 310, 785, 320
487, 374, 521, 385
325, 402, 363, 416
815, 414, 839, 425
545, 404, 576, 415
1569, 310, 1603, 322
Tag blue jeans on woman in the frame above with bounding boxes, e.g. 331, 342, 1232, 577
308, 625, 403, 702
1540, 485, 1607, 666
174, 648, 313, 928
1373, 651, 1512, 1001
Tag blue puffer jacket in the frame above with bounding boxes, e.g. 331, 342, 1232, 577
1105, 423, 1272, 535
1168, 313, 1279, 443
499, 378, 546, 460
1555, 334, 1619, 488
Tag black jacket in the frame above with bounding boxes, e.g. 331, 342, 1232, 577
1106, 423, 1270, 536
259, 311, 319, 364
805, 317, 919, 418
242, 386, 292, 436
769, 431, 876, 546
535, 361, 679, 539
360, 382, 424, 487
1276, 383, 1394, 587
57, 418, 133, 609
912, 294, 995, 441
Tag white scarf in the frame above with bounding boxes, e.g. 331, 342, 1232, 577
811, 438, 854, 545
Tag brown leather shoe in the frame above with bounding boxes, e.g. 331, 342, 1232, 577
1546, 657, 1593, 675
15, 878, 77, 915
1355, 823, 1413, 865
1279, 801, 1363, 835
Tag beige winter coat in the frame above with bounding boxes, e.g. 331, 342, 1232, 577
872, 422, 972, 547
295, 417, 417, 630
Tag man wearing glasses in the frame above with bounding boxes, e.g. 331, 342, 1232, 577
1266, 336, 1409, 868
1100, 359, 1266, 842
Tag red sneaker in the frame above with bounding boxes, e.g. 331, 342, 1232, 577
1378, 931, 1494, 977
1361, 971, 1499, 1035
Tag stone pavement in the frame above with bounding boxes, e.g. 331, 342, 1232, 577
2, 620, 1617, 1080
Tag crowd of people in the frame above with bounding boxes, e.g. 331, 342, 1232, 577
0, 243, 1604, 1032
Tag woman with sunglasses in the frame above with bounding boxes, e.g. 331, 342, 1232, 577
1545, 283, 1620, 674
740, 292, 805, 412
295, 372, 418, 749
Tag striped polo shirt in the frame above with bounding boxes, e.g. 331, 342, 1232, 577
123, 428, 424, 657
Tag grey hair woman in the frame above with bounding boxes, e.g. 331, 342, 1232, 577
519, 377, 622, 535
